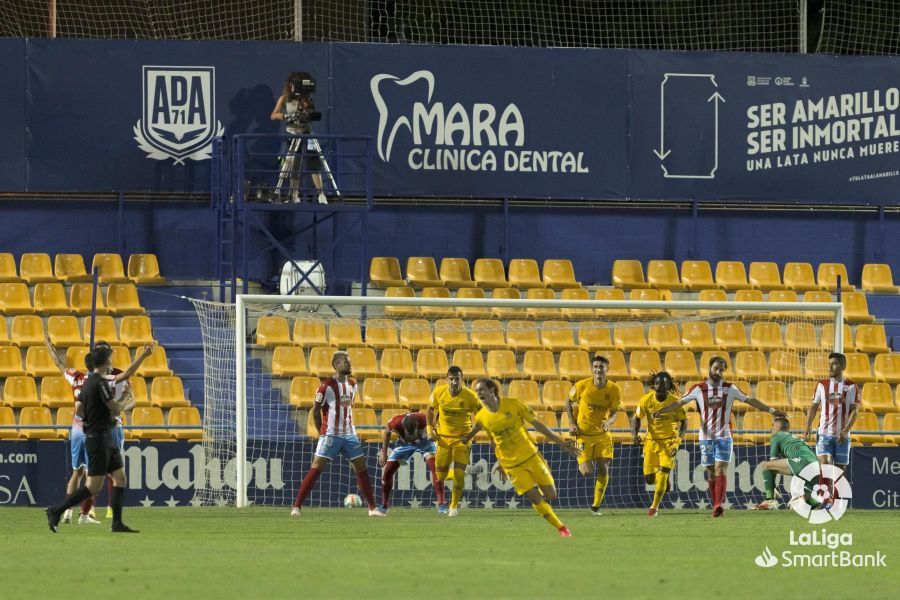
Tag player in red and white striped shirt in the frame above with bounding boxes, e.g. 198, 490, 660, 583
804, 352, 860, 471
291, 350, 383, 517
656, 355, 784, 517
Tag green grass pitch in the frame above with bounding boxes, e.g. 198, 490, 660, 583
2, 507, 898, 598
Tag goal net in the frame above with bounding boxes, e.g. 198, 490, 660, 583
191, 293, 842, 511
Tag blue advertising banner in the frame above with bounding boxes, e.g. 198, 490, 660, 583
2, 440, 895, 510
0, 39, 26, 191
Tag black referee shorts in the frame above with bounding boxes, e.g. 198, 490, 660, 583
86, 430, 124, 477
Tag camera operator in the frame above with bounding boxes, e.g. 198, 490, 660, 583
271, 72, 327, 204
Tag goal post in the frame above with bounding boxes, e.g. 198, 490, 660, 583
193, 294, 843, 509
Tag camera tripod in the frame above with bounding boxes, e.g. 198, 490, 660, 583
274, 132, 342, 204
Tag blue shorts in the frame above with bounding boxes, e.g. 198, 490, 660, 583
388, 439, 437, 463
70, 426, 88, 470
699, 439, 733, 466
315, 434, 365, 461
816, 434, 851, 465
114, 425, 125, 451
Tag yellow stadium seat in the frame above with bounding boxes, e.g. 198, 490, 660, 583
861, 264, 898, 293
783, 262, 821, 292
68, 283, 108, 316
25, 346, 59, 377
697, 289, 728, 317
439, 258, 476, 288
613, 325, 649, 351
842, 292, 875, 324
819, 323, 853, 352
417, 348, 450, 380
306, 346, 338, 378
600, 350, 630, 380
615, 380, 644, 413
629, 350, 661, 380
874, 353, 900, 384
347, 347, 378, 378
802, 351, 828, 380
0, 406, 20, 439
715, 320, 750, 352
508, 258, 546, 289
125, 253, 166, 285
83, 315, 119, 346
611, 260, 650, 290
473, 258, 511, 289
271, 346, 308, 377
699, 351, 732, 374
490, 287, 524, 319
19, 406, 60, 440
398, 378, 432, 410
433, 318, 469, 349
56, 405, 74, 429
756, 380, 792, 412
0, 318, 8, 345
399, 319, 435, 350
885, 413, 900, 444
128, 376, 150, 407
559, 350, 591, 381
665, 350, 699, 382
734, 289, 764, 304
854, 324, 889, 354
541, 321, 577, 352
750, 321, 783, 352
289, 376, 321, 408
646, 260, 684, 291
486, 350, 519, 379
383, 286, 418, 317
817, 263, 854, 292
352, 408, 381, 442
594, 288, 628, 318
361, 378, 399, 409
540, 380, 570, 411
628, 288, 667, 318
91, 253, 129, 284
455, 287, 491, 319
783, 322, 818, 352
47, 316, 82, 348
471, 320, 507, 350
4, 375, 40, 407
843, 352, 873, 383
734, 350, 768, 381
741, 411, 776, 443
32, 283, 69, 316
681, 322, 717, 351
525, 287, 558, 320
149, 376, 190, 408
507, 320, 542, 352
452, 349, 487, 378
716, 261, 752, 290
292, 319, 327, 348
329, 321, 365, 348
558, 287, 592, 320
681, 260, 719, 291
53, 254, 91, 282
789, 380, 817, 410
0, 253, 21, 282
136, 346, 173, 377
406, 256, 442, 288
168, 406, 202, 440
607, 412, 633, 443
861, 383, 896, 414
749, 262, 786, 290
40, 376, 72, 409
369, 257, 406, 288
0, 282, 34, 315
421, 286, 455, 318
106, 283, 144, 315
523, 350, 557, 381
132, 406, 173, 440
363, 319, 400, 350
802, 290, 833, 306
648, 323, 682, 352
852, 412, 882, 445
507, 379, 540, 408
529, 410, 559, 442
11, 315, 45, 347
577, 322, 614, 352
256, 316, 291, 347
118, 315, 155, 347
542, 259, 581, 290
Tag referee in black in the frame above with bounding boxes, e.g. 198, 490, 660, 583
47, 346, 137, 533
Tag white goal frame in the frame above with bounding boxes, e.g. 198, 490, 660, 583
233, 294, 843, 508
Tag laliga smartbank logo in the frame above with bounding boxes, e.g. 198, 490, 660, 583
370, 70, 589, 173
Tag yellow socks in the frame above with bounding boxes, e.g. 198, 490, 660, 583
652, 470, 669, 510
449, 467, 465, 509
592, 473, 609, 507
533, 500, 564, 530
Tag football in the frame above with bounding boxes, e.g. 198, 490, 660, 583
343, 494, 363, 508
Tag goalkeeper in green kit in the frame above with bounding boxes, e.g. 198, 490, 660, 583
751, 416, 821, 510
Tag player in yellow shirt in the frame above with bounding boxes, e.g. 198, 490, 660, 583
461, 378, 579, 537
566, 355, 621, 515
426, 366, 482, 516
631, 371, 687, 517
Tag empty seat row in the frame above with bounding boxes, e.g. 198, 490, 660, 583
0, 405, 199, 441
0, 282, 145, 316
694, 289, 874, 323
613, 259, 897, 293
0, 344, 172, 378
0, 253, 165, 285
0, 315, 155, 347
370, 257, 580, 290
0, 374, 189, 409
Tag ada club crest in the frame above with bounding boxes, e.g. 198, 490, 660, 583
133, 66, 224, 164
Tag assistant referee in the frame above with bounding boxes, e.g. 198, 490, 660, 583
46, 346, 138, 533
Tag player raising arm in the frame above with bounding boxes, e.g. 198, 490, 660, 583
803, 352, 859, 473
375, 411, 439, 515
461, 378, 579, 537
752, 416, 821, 510
632, 371, 687, 517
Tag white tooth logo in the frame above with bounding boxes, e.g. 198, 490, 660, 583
754, 546, 778, 568
370, 70, 435, 161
